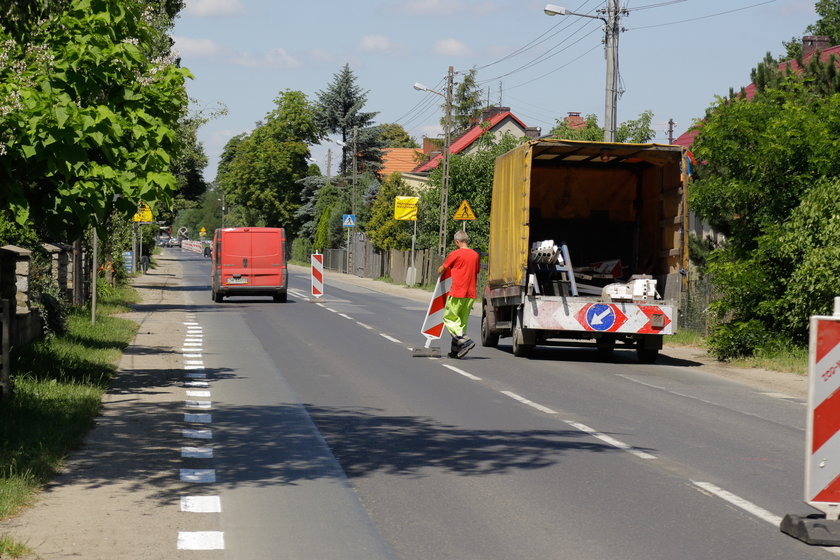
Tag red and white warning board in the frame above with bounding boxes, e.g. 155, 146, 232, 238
806, 314, 840, 516
311, 253, 323, 298
420, 269, 452, 342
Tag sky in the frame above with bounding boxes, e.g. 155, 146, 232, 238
172, 0, 819, 182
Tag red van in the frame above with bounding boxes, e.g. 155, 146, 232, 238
211, 227, 288, 303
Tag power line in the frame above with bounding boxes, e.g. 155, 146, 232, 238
627, 0, 778, 30
628, 0, 688, 11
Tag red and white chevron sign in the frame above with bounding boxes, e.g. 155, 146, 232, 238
806, 314, 840, 513
420, 269, 452, 341
311, 253, 323, 298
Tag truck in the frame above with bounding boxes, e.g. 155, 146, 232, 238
480, 139, 688, 363
211, 227, 288, 303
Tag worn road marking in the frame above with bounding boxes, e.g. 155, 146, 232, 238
185, 372, 207, 379
181, 496, 222, 513
186, 390, 211, 398
186, 400, 212, 409
184, 413, 212, 423
180, 469, 216, 483
181, 447, 213, 459
183, 429, 212, 439
356, 321, 374, 330
380, 333, 402, 344
564, 420, 657, 460
177, 531, 224, 550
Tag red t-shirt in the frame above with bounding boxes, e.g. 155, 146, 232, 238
442, 247, 480, 298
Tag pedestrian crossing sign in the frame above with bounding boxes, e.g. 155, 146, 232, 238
342, 214, 356, 227
453, 200, 476, 221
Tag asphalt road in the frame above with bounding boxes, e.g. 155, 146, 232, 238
175, 248, 831, 559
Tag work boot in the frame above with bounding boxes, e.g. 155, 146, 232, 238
456, 337, 475, 358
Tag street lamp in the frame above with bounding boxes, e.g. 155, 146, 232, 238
414, 67, 454, 256
544, 2, 621, 142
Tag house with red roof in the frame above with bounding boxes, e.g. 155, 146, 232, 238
380, 148, 424, 177
411, 107, 540, 177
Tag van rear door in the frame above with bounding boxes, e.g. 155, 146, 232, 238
249, 229, 285, 288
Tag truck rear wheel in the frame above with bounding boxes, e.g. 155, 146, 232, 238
637, 348, 659, 364
512, 321, 534, 357
481, 311, 499, 348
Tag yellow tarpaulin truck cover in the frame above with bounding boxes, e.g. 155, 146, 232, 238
488, 139, 686, 290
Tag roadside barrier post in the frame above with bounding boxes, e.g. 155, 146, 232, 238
411, 270, 451, 358
310, 253, 324, 300
781, 296, 840, 545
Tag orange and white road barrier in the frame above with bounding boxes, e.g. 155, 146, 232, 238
782, 297, 840, 545
311, 253, 323, 298
414, 269, 451, 355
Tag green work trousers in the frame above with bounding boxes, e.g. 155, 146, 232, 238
443, 296, 474, 338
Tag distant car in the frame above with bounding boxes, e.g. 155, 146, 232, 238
167, 238, 181, 247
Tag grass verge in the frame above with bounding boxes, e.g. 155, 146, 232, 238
0, 288, 138, 556
666, 329, 807, 375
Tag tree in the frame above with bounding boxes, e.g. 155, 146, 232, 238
0, 0, 190, 240
316, 64, 378, 175
365, 173, 414, 251
783, 0, 840, 59
549, 111, 655, 143
217, 90, 320, 233
690, 64, 840, 357
376, 123, 418, 148
447, 68, 484, 134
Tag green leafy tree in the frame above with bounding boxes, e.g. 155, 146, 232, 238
377, 123, 418, 148
690, 65, 840, 357
783, 0, 840, 59
549, 111, 655, 143
366, 173, 414, 251
316, 64, 378, 174
0, 0, 190, 240
217, 90, 320, 233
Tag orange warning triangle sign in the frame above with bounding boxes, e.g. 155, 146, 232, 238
453, 200, 476, 220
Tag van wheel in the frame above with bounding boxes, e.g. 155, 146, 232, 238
213, 291, 223, 303
481, 311, 499, 348
273, 293, 287, 303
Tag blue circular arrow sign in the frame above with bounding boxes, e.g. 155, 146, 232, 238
586, 304, 615, 331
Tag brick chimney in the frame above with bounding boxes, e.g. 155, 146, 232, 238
803, 35, 830, 58
480, 106, 510, 123
565, 112, 585, 130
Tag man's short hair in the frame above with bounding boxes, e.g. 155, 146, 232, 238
454, 230, 469, 244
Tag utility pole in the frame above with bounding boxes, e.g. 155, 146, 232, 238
603, 0, 621, 142
350, 126, 358, 275
439, 65, 454, 256
667, 118, 675, 144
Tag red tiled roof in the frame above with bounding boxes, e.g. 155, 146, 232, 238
380, 148, 423, 177
413, 111, 527, 172
674, 44, 840, 148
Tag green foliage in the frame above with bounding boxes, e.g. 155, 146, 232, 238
0, 0, 191, 241
783, 0, 840, 59
291, 237, 312, 263
417, 132, 523, 253
316, 63, 378, 175
707, 319, 771, 361
216, 90, 319, 233
549, 111, 656, 143
377, 123, 418, 148
366, 174, 414, 251
448, 68, 485, 134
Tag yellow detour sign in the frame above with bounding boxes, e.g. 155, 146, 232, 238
453, 200, 476, 221
394, 196, 419, 221
199, 227, 207, 237
132, 202, 153, 222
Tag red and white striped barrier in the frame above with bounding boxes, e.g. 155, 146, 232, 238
419, 269, 452, 348
806, 311, 840, 517
182, 240, 202, 253
311, 253, 323, 298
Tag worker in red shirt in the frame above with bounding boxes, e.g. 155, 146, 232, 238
438, 230, 480, 358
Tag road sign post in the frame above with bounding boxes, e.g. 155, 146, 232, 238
782, 296, 840, 545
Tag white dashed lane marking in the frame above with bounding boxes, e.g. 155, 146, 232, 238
183, 428, 213, 439
441, 363, 482, 381
184, 413, 212, 423
182, 447, 213, 459
180, 469, 216, 483
181, 496, 222, 513
177, 531, 224, 550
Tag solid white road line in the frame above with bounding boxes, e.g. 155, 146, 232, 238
564, 420, 657, 460
180, 469, 216, 483
181, 446, 213, 459
181, 496, 222, 513
500, 390, 557, 415
442, 364, 482, 381
691, 481, 782, 526
177, 531, 224, 550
